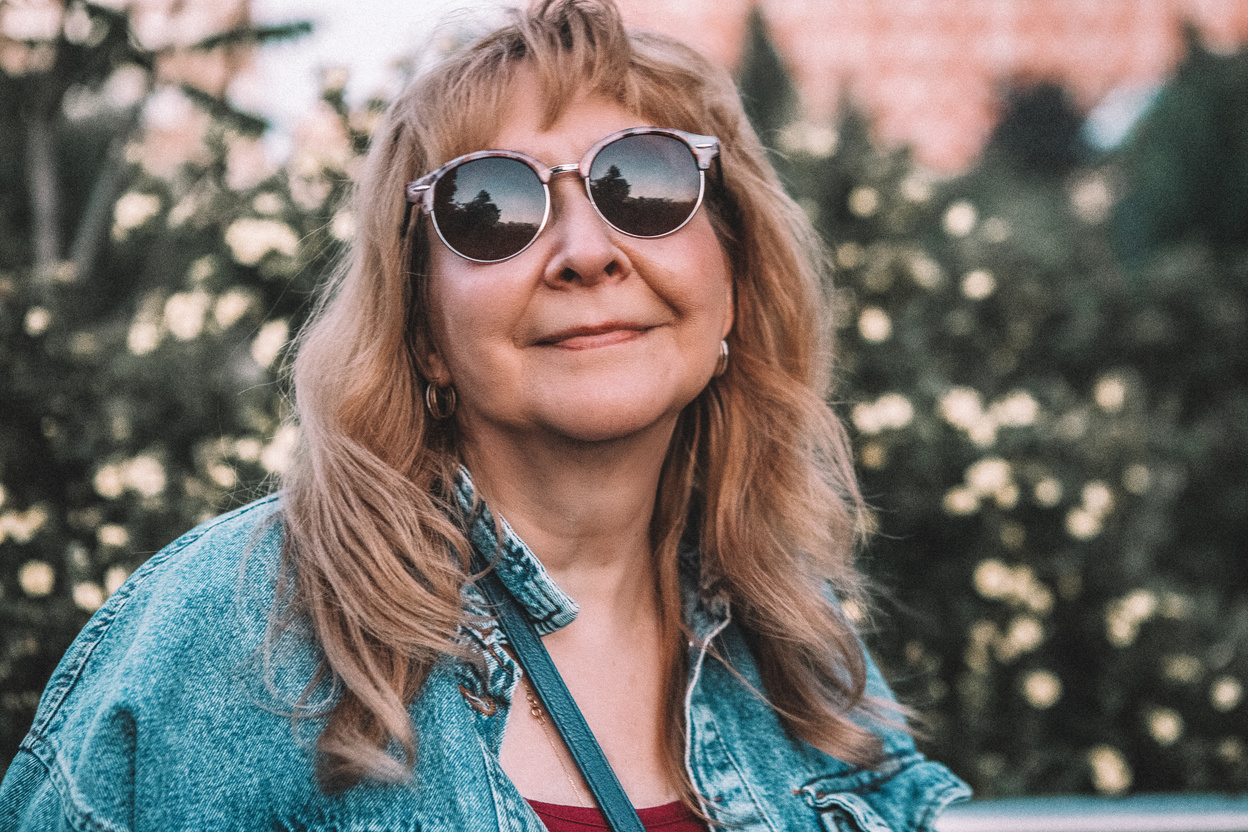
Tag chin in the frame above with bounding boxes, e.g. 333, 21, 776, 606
538, 394, 689, 445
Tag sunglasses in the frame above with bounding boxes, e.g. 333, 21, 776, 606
404, 126, 720, 263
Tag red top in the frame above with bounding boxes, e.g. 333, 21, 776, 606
527, 799, 707, 832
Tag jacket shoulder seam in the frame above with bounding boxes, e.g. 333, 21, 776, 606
25, 496, 282, 741
14, 741, 130, 832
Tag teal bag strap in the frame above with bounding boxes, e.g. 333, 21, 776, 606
472, 559, 647, 832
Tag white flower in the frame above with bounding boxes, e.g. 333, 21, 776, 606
2, 3, 64, 42
331, 210, 355, 241
1, 506, 49, 544
1088, 745, 1132, 794
208, 463, 238, 488
943, 200, 977, 237
875, 394, 914, 430
213, 290, 254, 330
1071, 175, 1113, 224
966, 458, 1011, 496
234, 438, 263, 461
1121, 589, 1157, 621
1034, 477, 1063, 507
24, 306, 51, 336
1211, 677, 1243, 712
848, 186, 880, 218
1146, 707, 1183, 746
851, 403, 883, 436
990, 391, 1039, 427
96, 524, 129, 547
1105, 590, 1157, 647
836, 242, 863, 269
224, 218, 299, 266
900, 176, 932, 203
93, 464, 125, 499
73, 582, 105, 612
1082, 481, 1115, 516
1122, 464, 1152, 495
261, 424, 300, 474
164, 291, 210, 341
1065, 507, 1102, 540
938, 387, 984, 430
942, 487, 979, 516
859, 442, 885, 469
778, 121, 838, 157
105, 566, 130, 595
104, 64, 147, 109
853, 394, 914, 435
18, 560, 55, 597
1094, 375, 1127, 412
127, 320, 161, 355
123, 455, 166, 498
1021, 670, 1062, 709
907, 253, 943, 289
857, 307, 892, 343
1161, 654, 1202, 683
961, 269, 996, 300
973, 559, 1012, 599
251, 319, 289, 369
996, 615, 1044, 661
252, 192, 284, 215
112, 192, 161, 238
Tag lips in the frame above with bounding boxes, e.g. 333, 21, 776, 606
536, 321, 652, 349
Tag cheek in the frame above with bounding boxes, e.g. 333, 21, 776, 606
671, 219, 734, 333
425, 251, 523, 383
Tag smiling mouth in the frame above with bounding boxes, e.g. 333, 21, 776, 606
538, 323, 651, 350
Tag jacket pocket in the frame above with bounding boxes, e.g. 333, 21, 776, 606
800, 787, 895, 832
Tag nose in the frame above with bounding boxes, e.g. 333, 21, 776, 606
540, 172, 631, 286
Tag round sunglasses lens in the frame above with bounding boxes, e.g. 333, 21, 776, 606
588, 134, 701, 237
432, 156, 546, 261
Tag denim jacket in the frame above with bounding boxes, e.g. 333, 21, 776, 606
1, 472, 969, 831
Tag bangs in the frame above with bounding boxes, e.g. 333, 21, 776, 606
406, 2, 724, 168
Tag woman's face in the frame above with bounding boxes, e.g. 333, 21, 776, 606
424, 76, 734, 449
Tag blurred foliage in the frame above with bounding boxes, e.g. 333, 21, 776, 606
1113, 25, 1248, 267
740, 15, 1248, 797
1, 3, 1245, 800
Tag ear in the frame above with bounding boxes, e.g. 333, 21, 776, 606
421, 349, 451, 387
720, 277, 735, 340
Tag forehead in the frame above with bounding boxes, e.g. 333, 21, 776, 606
479, 66, 647, 164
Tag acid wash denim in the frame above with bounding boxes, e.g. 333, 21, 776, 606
0, 471, 969, 831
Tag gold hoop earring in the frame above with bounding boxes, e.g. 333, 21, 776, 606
713, 339, 729, 377
424, 383, 457, 420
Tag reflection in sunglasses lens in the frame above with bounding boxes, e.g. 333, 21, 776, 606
589, 134, 700, 237
433, 156, 545, 261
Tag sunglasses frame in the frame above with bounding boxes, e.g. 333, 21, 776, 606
404, 126, 720, 263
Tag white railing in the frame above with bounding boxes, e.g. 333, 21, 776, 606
936, 795, 1248, 832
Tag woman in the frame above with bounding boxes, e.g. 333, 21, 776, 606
0, 1, 969, 829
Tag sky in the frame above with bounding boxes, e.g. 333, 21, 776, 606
245, 0, 508, 154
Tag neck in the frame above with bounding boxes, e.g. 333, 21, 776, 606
459, 417, 676, 615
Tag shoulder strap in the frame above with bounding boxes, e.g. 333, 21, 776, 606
473, 563, 647, 832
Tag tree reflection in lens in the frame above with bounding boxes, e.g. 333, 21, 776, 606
589, 135, 700, 237
433, 157, 546, 261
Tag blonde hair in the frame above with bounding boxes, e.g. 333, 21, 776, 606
282, 0, 883, 798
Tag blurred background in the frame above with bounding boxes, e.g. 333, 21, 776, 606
1, 0, 1246, 799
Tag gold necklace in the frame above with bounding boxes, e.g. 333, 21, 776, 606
522, 675, 593, 807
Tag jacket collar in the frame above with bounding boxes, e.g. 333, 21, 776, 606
454, 467, 579, 636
